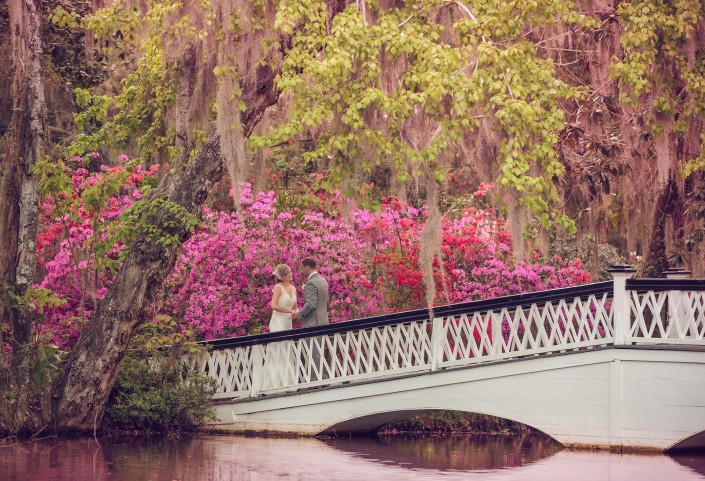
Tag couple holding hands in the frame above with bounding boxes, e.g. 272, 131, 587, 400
269, 258, 329, 333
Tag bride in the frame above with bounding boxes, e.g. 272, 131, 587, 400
269, 263, 298, 332
265, 264, 298, 390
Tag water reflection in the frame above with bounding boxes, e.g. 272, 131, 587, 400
1, 434, 704, 481
323, 434, 562, 471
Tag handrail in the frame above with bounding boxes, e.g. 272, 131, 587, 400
199, 281, 613, 350
626, 279, 705, 292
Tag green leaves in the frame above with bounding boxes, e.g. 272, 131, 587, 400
121, 197, 201, 249
612, 0, 705, 178
613, 0, 700, 105
23, 287, 67, 315
49, 6, 80, 30
257, 0, 593, 233
66, 1, 184, 161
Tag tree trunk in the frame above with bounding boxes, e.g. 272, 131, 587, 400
0, 0, 47, 433
644, 174, 680, 278
50, 62, 280, 432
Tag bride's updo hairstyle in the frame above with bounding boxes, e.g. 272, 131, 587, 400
273, 264, 291, 281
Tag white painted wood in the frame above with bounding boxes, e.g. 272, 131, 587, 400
205, 348, 705, 451
609, 359, 623, 446
202, 290, 618, 400
192, 276, 705, 450
201, 283, 705, 401
629, 290, 705, 343
610, 269, 635, 345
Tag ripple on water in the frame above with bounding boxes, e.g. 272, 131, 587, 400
1, 434, 704, 481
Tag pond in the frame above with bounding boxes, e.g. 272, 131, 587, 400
1, 434, 704, 480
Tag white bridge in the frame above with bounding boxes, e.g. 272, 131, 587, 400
190, 266, 705, 452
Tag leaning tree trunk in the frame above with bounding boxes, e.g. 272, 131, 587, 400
0, 0, 47, 433
50, 63, 280, 432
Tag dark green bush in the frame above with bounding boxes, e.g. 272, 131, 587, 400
105, 351, 216, 432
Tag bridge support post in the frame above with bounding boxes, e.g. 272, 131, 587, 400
608, 265, 636, 345
609, 358, 624, 448
250, 345, 265, 397
431, 317, 443, 371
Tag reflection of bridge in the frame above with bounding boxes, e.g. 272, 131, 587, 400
191, 266, 705, 451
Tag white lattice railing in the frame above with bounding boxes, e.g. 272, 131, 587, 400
196, 281, 616, 400
434, 289, 614, 369
626, 279, 705, 344
192, 269, 705, 401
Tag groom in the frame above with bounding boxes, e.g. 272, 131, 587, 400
295, 257, 329, 327
294, 258, 329, 382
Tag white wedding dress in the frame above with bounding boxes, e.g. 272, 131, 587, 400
269, 286, 296, 332
265, 285, 297, 389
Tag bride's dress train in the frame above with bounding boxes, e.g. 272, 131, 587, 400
265, 287, 297, 389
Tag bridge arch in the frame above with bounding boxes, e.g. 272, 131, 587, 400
668, 430, 705, 452
320, 409, 552, 440
210, 346, 705, 451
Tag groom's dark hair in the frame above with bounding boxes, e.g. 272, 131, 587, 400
302, 258, 317, 269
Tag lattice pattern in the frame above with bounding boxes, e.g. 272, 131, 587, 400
629, 290, 705, 343
201, 320, 433, 398
438, 293, 614, 368
201, 346, 254, 400
194, 282, 705, 401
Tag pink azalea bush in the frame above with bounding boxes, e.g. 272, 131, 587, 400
35, 166, 591, 347
160, 184, 381, 339
354, 196, 590, 311
37, 157, 159, 348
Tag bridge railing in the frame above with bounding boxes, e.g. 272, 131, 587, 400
192, 269, 705, 401
194, 281, 616, 400
626, 279, 705, 344
432, 282, 614, 369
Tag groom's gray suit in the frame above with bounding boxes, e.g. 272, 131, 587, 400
298, 272, 329, 328
297, 272, 329, 381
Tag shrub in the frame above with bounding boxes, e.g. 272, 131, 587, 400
104, 350, 216, 432
37, 174, 591, 345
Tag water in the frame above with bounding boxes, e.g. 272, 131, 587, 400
1, 434, 704, 480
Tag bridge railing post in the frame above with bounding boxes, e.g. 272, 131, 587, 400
431, 316, 444, 371
491, 311, 503, 356
250, 345, 265, 397
608, 264, 636, 346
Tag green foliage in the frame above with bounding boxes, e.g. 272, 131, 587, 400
121, 196, 201, 249
613, 0, 705, 175
255, 0, 599, 233
131, 314, 195, 350
49, 6, 80, 30
26, 341, 64, 389
613, 0, 700, 105
22, 287, 67, 315
103, 316, 212, 433
2, 338, 65, 390
105, 348, 216, 432
69, 44, 177, 159
61, 0, 203, 160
